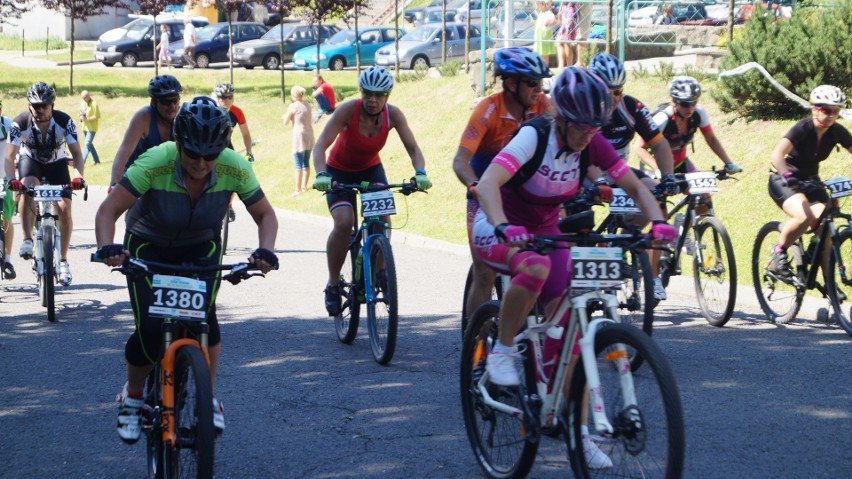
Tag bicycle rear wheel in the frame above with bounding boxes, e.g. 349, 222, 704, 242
166, 346, 214, 478
564, 322, 684, 479
40, 225, 56, 323
366, 235, 398, 365
827, 229, 852, 335
693, 217, 737, 327
461, 263, 504, 337
752, 222, 804, 324
460, 301, 538, 479
335, 239, 361, 344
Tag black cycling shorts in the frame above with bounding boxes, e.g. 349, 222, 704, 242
768, 173, 829, 209
325, 163, 388, 213
123, 233, 224, 367
18, 157, 72, 197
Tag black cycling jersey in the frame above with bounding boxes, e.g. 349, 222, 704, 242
781, 118, 852, 179
600, 95, 663, 160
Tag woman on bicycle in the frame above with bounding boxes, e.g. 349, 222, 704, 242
94, 96, 279, 444
766, 85, 852, 276
312, 66, 432, 317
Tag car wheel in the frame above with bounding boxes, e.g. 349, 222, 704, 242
243, 65, 255, 70
196, 53, 210, 69
329, 56, 345, 71
262, 54, 280, 70
410, 55, 429, 70
121, 52, 138, 68
102, 62, 115, 67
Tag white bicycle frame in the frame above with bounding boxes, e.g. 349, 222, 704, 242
32, 185, 62, 283
475, 286, 638, 438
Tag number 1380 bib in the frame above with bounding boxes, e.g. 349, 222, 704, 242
149, 275, 209, 319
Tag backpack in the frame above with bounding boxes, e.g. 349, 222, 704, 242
505, 115, 590, 190
650, 101, 670, 118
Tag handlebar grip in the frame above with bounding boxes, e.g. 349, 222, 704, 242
90, 252, 104, 263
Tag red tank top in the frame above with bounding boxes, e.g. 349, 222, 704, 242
327, 100, 390, 172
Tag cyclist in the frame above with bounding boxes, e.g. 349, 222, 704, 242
472, 67, 675, 467
312, 66, 432, 316
452, 47, 552, 327
588, 52, 679, 300
94, 96, 279, 444
110, 75, 182, 186
213, 82, 255, 162
766, 85, 852, 276
4, 82, 85, 286
0, 99, 16, 278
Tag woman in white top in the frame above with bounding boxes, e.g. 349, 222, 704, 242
283, 85, 315, 196
156, 24, 171, 69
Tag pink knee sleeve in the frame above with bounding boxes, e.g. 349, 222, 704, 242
509, 252, 550, 293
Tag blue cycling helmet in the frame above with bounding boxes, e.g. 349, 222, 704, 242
493, 47, 552, 80
551, 67, 613, 126
173, 96, 231, 157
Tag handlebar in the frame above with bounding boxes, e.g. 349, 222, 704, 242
19, 181, 89, 202
652, 166, 736, 198
328, 181, 426, 196
522, 231, 654, 255
90, 254, 274, 285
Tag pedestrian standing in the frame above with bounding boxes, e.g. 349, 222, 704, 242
283, 85, 314, 196
79, 90, 101, 165
182, 17, 197, 68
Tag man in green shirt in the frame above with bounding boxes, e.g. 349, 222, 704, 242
79, 90, 101, 165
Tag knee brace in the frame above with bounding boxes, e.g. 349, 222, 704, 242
509, 251, 550, 293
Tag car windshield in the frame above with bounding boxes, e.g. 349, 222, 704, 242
261, 24, 295, 41
195, 25, 222, 41
125, 20, 152, 40
401, 25, 437, 42
327, 30, 356, 45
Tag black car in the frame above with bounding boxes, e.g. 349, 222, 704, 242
94, 15, 209, 67
168, 22, 268, 68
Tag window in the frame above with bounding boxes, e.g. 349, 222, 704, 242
382, 28, 402, 42
360, 31, 380, 44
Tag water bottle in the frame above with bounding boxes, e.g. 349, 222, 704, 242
542, 323, 564, 379
672, 213, 685, 236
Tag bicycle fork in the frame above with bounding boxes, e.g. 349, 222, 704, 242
34, 216, 60, 280
159, 320, 211, 447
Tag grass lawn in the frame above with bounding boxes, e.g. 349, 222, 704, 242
0, 63, 849, 286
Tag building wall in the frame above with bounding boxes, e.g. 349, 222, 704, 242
0, 2, 141, 41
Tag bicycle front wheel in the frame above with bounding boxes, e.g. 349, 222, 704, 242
615, 249, 654, 371
693, 217, 737, 327
827, 229, 852, 335
460, 301, 538, 479
366, 235, 398, 365
40, 224, 56, 323
752, 222, 804, 324
335, 240, 361, 344
166, 346, 215, 479
565, 322, 684, 479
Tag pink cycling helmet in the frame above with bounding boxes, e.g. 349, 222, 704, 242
551, 67, 613, 126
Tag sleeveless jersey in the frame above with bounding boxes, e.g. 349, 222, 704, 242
327, 100, 390, 173
127, 106, 173, 171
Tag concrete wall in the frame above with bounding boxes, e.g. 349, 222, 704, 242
0, 3, 139, 41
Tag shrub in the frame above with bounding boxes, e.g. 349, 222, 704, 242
713, 0, 852, 119
436, 60, 462, 77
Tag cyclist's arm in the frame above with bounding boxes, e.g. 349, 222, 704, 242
389, 105, 425, 171
647, 136, 674, 176
700, 127, 733, 167
452, 146, 476, 188
633, 140, 659, 172
476, 162, 512, 227
68, 141, 84, 180
94, 185, 137, 266
245, 196, 278, 251
311, 101, 351, 173
613, 169, 665, 223
771, 137, 794, 174
238, 122, 253, 156
110, 108, 150, 185
4, 143, 18, 181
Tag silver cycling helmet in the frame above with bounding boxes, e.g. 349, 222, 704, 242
148, 75, 183, 99
359, 66, 394, 94
669, 76, 701, 102
214, 82, 235, 98
809, 85, 846, 107
551, 67, 613, 126
27, 82, 56, 105
589, 53, 626, 89
173, 96, 232, 157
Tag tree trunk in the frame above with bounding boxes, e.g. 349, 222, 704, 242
315, 21, 322, 75
228, 17, 234, 84
355, 5, 361, 74
441, 0, 446, 64
394, 0, 399, 75
464, 0, 471, 73
153, 17, 159, 77
69, 4, 75, 95
280, 21, 286, 102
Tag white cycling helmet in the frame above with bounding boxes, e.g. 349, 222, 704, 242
589, 53, 626, 89
359, 66, 394, 94
809, 85, 846, 107
669, 76, 701, 102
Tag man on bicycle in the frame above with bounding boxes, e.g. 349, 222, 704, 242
312, 67, 432, 316
213, 82, 255, 162
452, 47, 552, 327
588, 52, 679, 300
766, 85, 852, 276
471, 67, 675, 466
5, 82, 85, 286
0, 99, 16, 279
110, 75, 182, 187
94, 96, 279, 444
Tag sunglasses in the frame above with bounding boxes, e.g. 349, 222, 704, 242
610, 88, 624, 97
361, 90, 390, 98
219, 95, 234, 100
30, 103, 51, 110
518, 78, 541, 88
568, 122, 601, 135
676, 100, 697, 108
157, 96, 181, 106
183, 147, 219, 162
814, 104, 840, 117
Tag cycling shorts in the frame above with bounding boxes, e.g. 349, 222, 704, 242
18, 157, 72, 198
768, 173, 829, 209
325, 163, 388, 213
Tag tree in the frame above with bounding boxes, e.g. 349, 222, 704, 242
341, 0, 370, 74
268, 0, 294, 102
299, 0, 356, 74
218, 0, 251, 84
135, 0, 186, 77
40, 0, 125, 94
0, 0, 30, 24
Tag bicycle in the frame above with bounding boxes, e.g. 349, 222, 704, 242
91, 254, 271, 478
20, 182, 87, 322
461, 231, 685, 479
0, 182, 6, 280
752, 177, 852, 332
326, 181, 426, 365
656, 168, 737, 327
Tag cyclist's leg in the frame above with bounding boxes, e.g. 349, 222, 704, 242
465, 199, 498, 317
324, 192, 356, 287
16, 156, 42, 246
778, 194, 821, 249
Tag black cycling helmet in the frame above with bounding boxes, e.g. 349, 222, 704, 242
148, 75, 183, 99
27, 82, 56, 105
493, 47, 552, 80
173, 96, 231, 157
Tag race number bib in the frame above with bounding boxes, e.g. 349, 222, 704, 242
0, 182, 5, 199
825, 177, 852, 199
361, 190, 396, 217
609, 188, 640, 214
571, 247, 623, 289
684, 172, 718, 194
32, 185, 64, 202
149, 275, 209, 319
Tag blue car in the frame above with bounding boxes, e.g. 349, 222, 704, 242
292, 27, 405, 71
169, 22, 268, 68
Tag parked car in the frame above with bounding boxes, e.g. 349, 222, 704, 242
403, 0, 443, 25
374, 22, 493, 70
94, 15, 208, 67
418, 7, 459, 26
292, 27, 405, 71
451, 0, 483, 23
168, 22, 267, 68
670, 2, 708, 23
230, 23, 340, 70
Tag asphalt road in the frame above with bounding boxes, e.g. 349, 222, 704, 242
1, 187, 851, 478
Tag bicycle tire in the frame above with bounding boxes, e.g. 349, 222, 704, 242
40, 224, 56, 323
826, 229, 852, 336
693, 217, 737, 327
0, 217, 6, 280
335, 240, 361, 344
366, 235, 398, 365
145, 369, 165, 479
616, 249, 654, 371
752, 222, 804, 324
461, 263, 504, 338
166, 346, 215, 478
564, 322, 684, 479
460, 301, 538, 479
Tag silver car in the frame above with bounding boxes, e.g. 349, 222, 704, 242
374, 23, 492, 70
